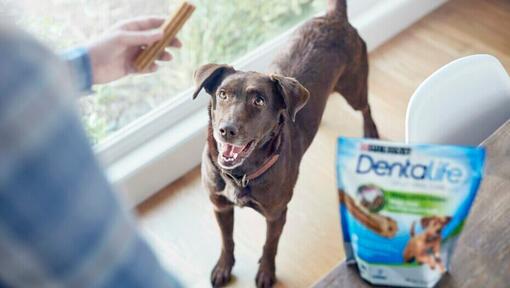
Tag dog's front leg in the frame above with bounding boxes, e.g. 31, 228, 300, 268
432, 241, 441, 260
256, 208, 287, 288
211, 198, 235, 288
432, 241, 446, 272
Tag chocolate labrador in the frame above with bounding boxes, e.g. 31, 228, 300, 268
193, 0, 379, 287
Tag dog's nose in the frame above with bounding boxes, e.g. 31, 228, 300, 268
219, 124, 238, 139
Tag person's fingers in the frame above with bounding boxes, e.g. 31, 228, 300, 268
119, 16, 166, 31
157, 51, 173, 61
118, 29, 163, 46
147, 63, 158, 73
167, 37, 182, 48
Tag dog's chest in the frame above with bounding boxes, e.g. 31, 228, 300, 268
220, 182, 260, 209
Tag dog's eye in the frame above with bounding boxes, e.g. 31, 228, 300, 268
218, 90, 227, 100
254, 96, 265, 106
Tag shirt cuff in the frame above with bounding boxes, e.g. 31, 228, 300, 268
61, 47, 93, 94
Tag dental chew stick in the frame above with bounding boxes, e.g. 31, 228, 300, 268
134, 1, 195, 71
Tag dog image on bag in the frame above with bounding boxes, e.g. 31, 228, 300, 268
403, 216, 452, 272
192, 0, 379, 287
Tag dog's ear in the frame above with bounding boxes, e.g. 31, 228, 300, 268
271, 74, 310, 122
443, 216, 452, 225
193, 64, 236, 108
421, 216, 433, 228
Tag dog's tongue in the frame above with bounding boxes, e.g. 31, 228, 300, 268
222, 144, 243, 157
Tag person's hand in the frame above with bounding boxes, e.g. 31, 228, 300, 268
86, 16, 182, 85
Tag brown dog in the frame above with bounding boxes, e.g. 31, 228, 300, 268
193, 1, 379, 287
403, 216, 452, 272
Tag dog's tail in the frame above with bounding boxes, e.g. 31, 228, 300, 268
410, 221, 416, 237
327, 0, 348, 19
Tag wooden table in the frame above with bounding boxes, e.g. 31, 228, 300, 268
314, 120, 510, 288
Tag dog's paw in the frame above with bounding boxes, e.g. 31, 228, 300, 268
211, 254, 235, 287
439, 264, 446, 273
255, 263, 276, 288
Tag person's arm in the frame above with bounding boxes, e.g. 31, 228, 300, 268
0, 27, 181, 287
62, 16, 181, 93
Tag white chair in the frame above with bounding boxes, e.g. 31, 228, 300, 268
406, 54, 510, 145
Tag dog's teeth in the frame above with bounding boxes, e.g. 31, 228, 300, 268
223, 155, 234, 162
221, 152, 243, 164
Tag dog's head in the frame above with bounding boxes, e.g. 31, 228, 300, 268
193, 63, 309, 169
421, 216, 452, 235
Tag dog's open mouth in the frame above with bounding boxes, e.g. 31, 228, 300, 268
217, 140, 256, 169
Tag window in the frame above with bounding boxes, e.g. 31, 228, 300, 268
1, 0, 326, 145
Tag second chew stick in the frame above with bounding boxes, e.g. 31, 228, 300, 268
339, 189, 398, 238
134, 1, 195, 71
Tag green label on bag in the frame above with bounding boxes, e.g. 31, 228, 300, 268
382, 190, 446, 215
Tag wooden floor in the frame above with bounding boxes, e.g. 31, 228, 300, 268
136, 0, 510, 287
